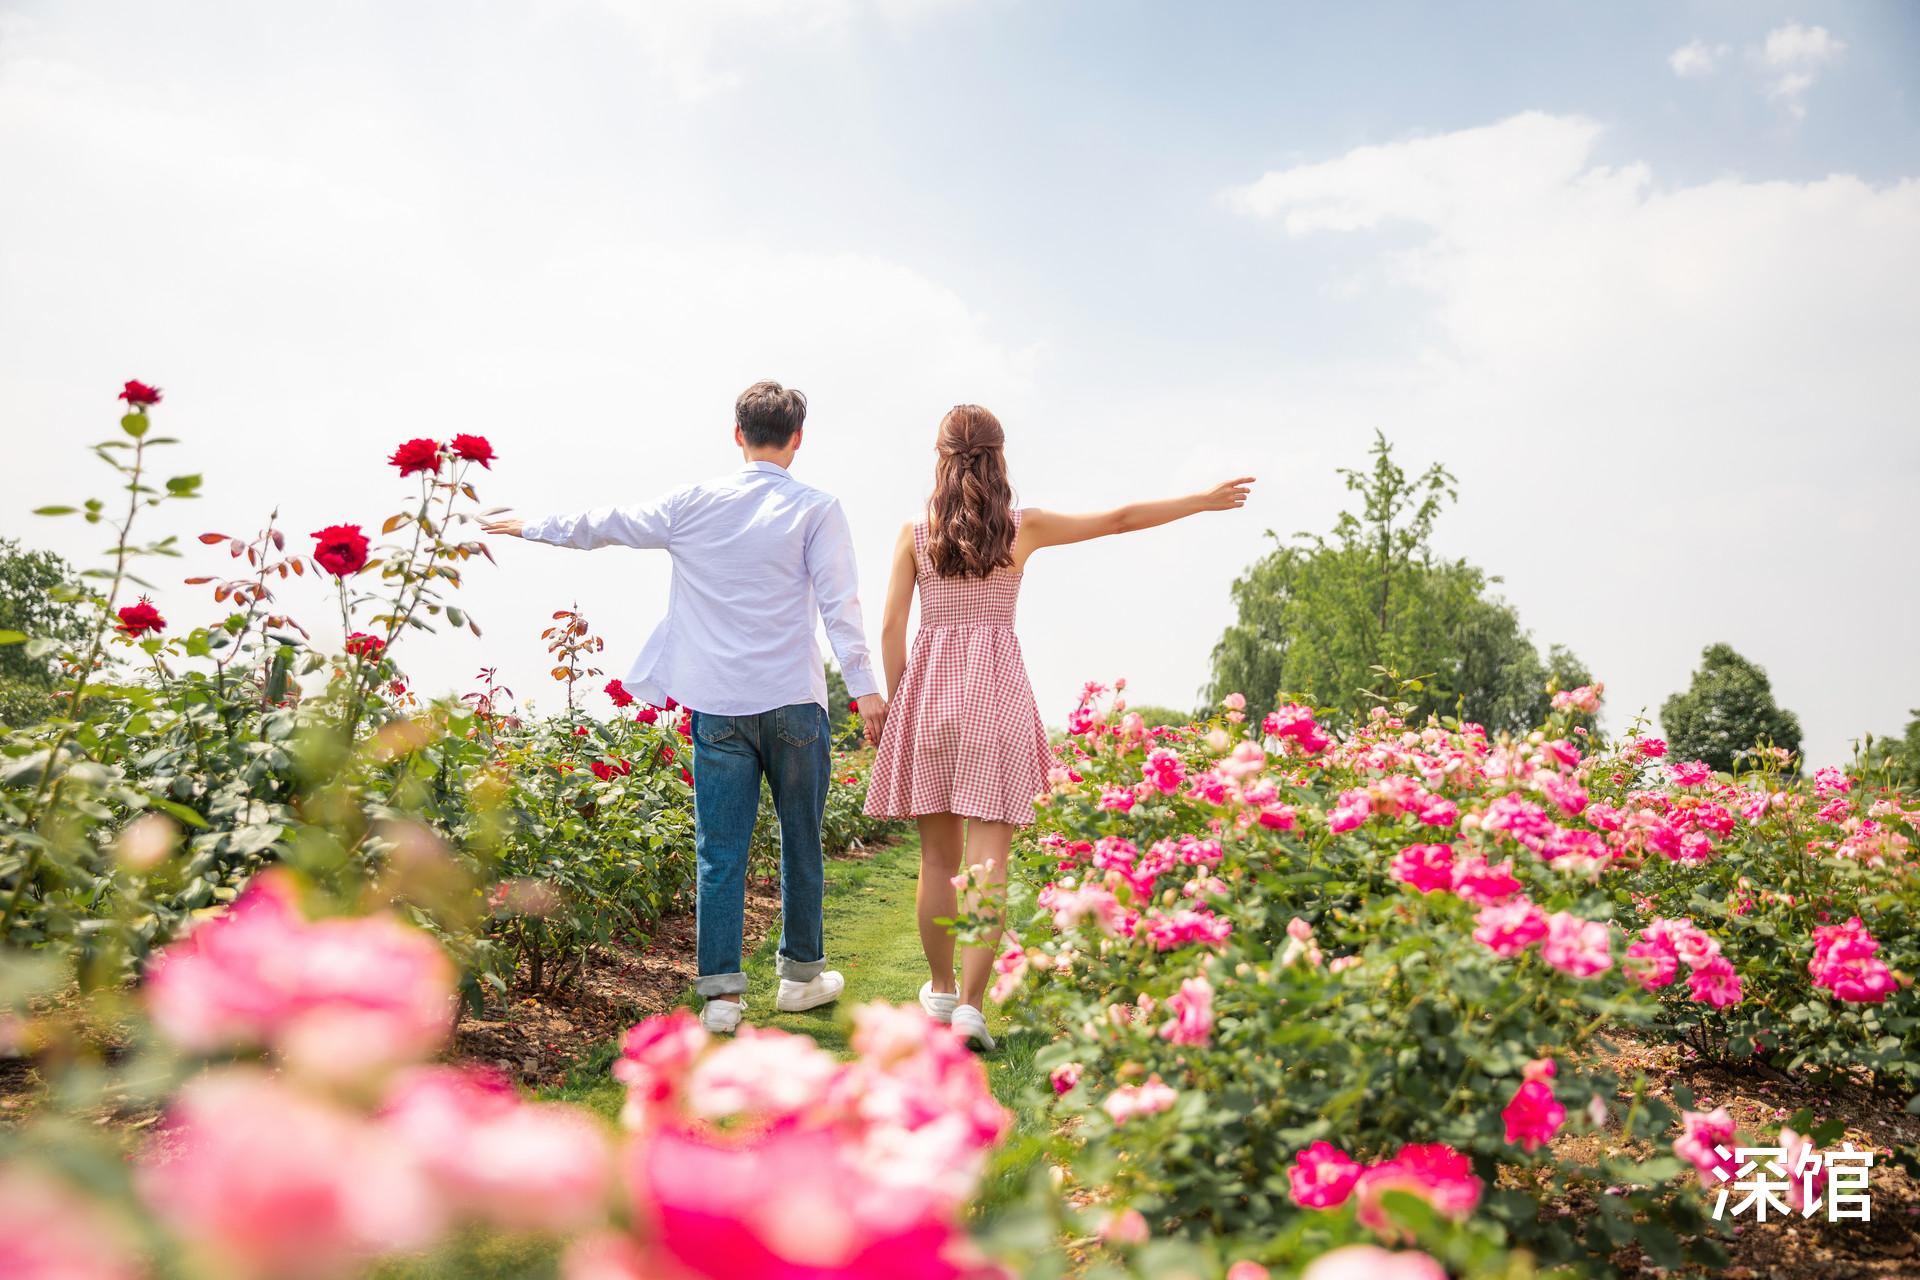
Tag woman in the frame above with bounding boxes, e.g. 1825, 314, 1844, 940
864, 404, 1253, 1049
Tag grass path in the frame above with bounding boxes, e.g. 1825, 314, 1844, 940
549, 832, 1051, 1211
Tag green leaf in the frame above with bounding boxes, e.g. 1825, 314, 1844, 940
0, 630, 25, 645
120, 412, 149, 438
165, 474, 203, 496
148, 798, 209, 829
33, 505, 78, 516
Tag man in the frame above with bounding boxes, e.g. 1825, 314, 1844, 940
483, 381, 887, 1034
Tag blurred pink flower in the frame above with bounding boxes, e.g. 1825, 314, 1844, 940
143, 870, 456, 1080
1501, 1075, 1566, 1152
380, 1064, 612, 1233
1159, 975, 1214, 1047
1097, 1207, 1149, 1246
1353, 1143, 1482, 1239
1389, 842, 1455, 894
630, 1123, 985, 1280
1674, 1107, 1738, 1187
138, 1069, 442, 1280
1539, 912, 1613, 978
0, 1166, 143, 1280
1102, 1077, 1177, 1124
1449, 853, 1521, 906
1472, 900, 1548, 958
1288, 1140, 1362, 1208
1301, 1245, 1447, 1280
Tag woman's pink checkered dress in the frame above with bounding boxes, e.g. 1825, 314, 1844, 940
864, 510, 1052, 828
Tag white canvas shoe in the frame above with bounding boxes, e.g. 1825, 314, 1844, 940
775, 969, 845, 1012
700, 997, 745, 1035
919, 980, 958, 1025
951, 1003, 995, 1052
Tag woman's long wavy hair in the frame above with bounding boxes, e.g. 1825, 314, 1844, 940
925, 404, 1016, 579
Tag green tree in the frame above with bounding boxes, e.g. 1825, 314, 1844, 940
0, 537, 87, 728
1659, 643, 1803, 773
1207, 434, 1586, 733
1126, 704, 1195, 729
1854, 710, 1920, 790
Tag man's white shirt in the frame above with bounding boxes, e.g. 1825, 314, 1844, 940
522, 461, 881, 716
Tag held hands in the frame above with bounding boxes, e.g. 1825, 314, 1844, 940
1201, 477, 1257, 512
856, 693, 888, 747
480, 517, 526, 537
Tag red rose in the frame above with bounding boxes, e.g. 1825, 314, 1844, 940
388, 437, 442, 476
605, 678, 635, 708
680, 767, 693, 786
662, 696, 679, 711
660, 745, 675, 764
847, 699, 859, 712
118, 380, 163, 407
449, 433, 496, 469
635, 706, 659, 725
116, 597, 166, 636
388, 679, 407, 696
573, 726, 589, 736
590, 760, 614, 782
345, 631, 385, 659
311, 524, 370, 577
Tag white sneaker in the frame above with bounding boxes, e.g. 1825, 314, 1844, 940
919, 980, 958, 1025
775, 969, 845, 1012
700, 997, 745, 1035
951, 1003, 994, 1052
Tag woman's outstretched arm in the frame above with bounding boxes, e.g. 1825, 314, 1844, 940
878, 523, 917, 700
1020, 477, 1255, 557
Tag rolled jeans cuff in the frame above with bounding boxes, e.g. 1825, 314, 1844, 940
695, 972, 748, 997
776, 954, 828, 983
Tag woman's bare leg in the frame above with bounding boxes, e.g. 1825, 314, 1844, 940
917, 813, 965, 994
958, 819, 1015, 1009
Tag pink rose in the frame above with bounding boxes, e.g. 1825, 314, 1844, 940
1158, 975, 1214, 1047
1539, 912, 1613, 979
1288, 1140, 1362, 1208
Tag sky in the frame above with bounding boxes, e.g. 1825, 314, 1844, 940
2, 0, 1916, 765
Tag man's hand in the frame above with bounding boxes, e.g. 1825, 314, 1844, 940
481, 517, 526, 537
856, 693, 888, 747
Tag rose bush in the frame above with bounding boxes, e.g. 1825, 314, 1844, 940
983, 680, 1916, 1275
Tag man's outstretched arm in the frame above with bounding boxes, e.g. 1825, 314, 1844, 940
482, 495, 673, 549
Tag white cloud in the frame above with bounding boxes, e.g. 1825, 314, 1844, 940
1759, 22, 1846, 117
1763, 22, 1846, 67
1224, 114, 1920, 764
1667, 39, 1726, 78
589, 0, 970, 100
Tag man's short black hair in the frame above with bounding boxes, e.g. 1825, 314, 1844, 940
735, 380, 808, 448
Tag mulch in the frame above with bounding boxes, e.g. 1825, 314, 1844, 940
448, 878, 782, 1088
1545, 1031, 1920, 1279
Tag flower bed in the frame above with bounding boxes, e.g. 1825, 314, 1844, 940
982, 682, 1918, 1276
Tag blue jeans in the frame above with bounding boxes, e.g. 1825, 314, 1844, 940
690, 703, 830, 997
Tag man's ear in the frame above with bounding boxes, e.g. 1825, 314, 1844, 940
789, 427, 804, 453
733, 424, 745, 448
